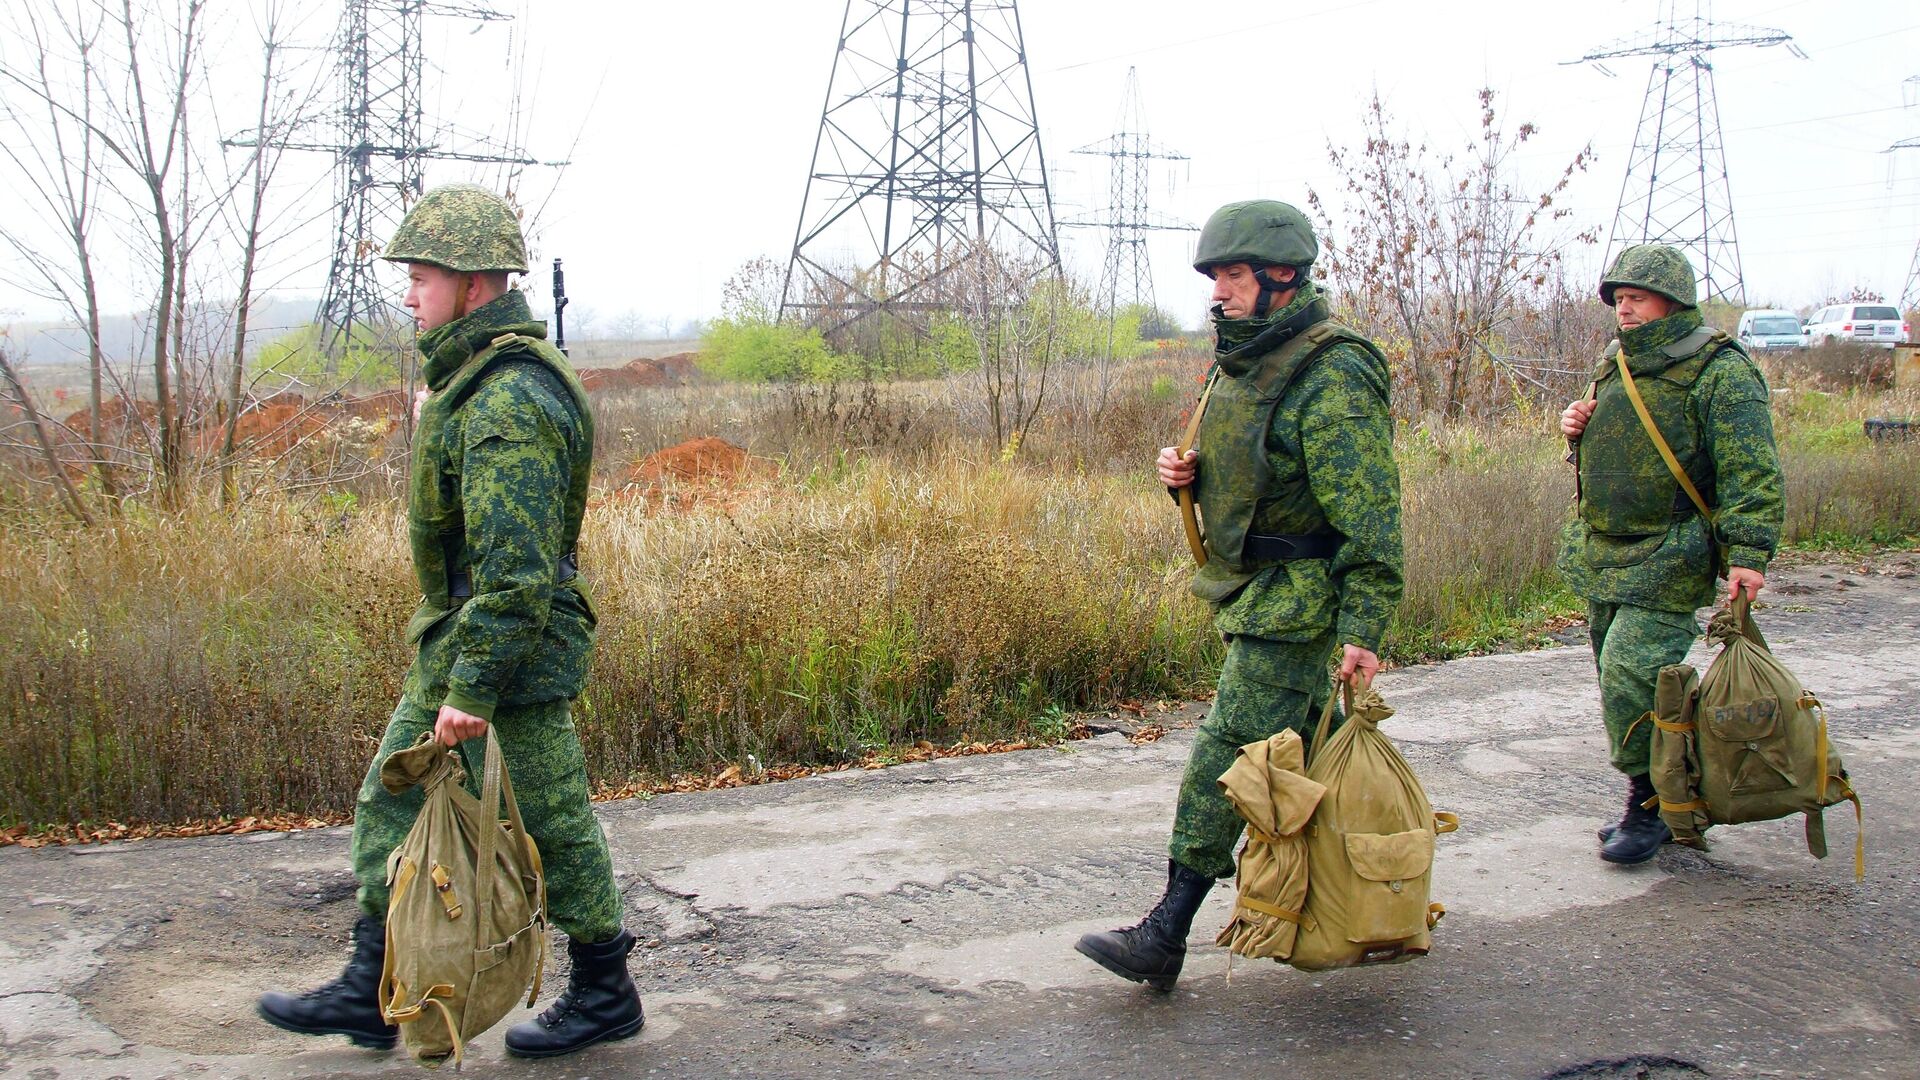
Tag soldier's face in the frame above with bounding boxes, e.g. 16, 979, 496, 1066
1612, 287, 1674, 331
1208, 263, 1294, 319
403, 264, 468, 332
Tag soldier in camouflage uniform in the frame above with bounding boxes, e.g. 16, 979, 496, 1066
1075, 200, 1405, 991
257, 184, 644, 1058
1558, 244, 1784, 865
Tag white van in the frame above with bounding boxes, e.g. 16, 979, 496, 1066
1736, 309, 1804, 351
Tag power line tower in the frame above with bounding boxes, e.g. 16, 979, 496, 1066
247, 0, 554, 358
1061, 67, 1194, 358
1896, 76, 1920, 312
779, 0, 1060, 345
1898, 133, 1920, 312
1569, 0, 1802, 306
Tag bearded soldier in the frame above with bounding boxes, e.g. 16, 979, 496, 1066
1075, 200, 1405, 991
257, 184, 644, 1058
1559, 244, 1785, 865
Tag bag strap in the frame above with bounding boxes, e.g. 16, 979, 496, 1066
1235, 895, 1307, 925
1571, 377, 1597, 504
1614, 351, 1714, 524
1307, 673, 1362, 770
1175, 368, 1220, 567
1801, 692, 1865, 881
473, 728, 532, 954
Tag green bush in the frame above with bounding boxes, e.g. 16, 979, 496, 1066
257, 323, 406, 388
698, 317, 847, 382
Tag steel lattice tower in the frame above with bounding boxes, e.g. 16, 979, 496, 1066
246, 0, 552, 358
780, 0, 1060, 340
1896, 129, 1920, 311
1571, 1, 1801, 306
1061, 67, 1193, 357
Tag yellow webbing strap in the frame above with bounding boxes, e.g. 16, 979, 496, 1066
420, 994, 463, 1068
380, 861, 414, 1023
1622, 711, 1655, 748
430, 863, 463, 920
1615, 352, 1715, 524
1434, 812, 1460, 834
1807, 695, 1829, 803
1845, 791, 1865, 882
1654, 718, 1695, 732
1658, 798, 1708, 813
1236, 896, 1307, 926
1427, 902, 1446, 929
1175, 370, 1220, 567
1244, 825, 1285, 847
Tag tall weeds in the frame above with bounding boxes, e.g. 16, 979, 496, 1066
2, 373, 1914, 828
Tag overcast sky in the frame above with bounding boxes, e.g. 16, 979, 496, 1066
4, 0, 1917, 334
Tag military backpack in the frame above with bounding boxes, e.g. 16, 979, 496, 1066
1216, 679, 1457, 970
378, 731, 548, 1067
1647, 597, 1864, 878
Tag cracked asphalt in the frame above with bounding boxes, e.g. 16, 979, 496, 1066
2, 558, 1916, 1079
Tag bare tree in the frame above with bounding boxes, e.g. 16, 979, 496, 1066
2, 0, 212, 508
216, 0, 312, 507
0, 1, 118, 500
949, 243, 1063, 457
108, 0, 206, 507
1310, 89, 1598, 420
0, 342, 94, 525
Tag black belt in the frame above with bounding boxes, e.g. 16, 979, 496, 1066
1243, 531, 1342, 562
448, 552, 578, 599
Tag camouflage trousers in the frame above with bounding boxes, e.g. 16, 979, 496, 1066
1169, 632, 1336, 880
350, 697, 623, 943
1587, 601, 1700, 776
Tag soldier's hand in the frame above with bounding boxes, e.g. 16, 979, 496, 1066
1338, 645, 1380, 686
1560, 398, 1596, 439
434, 704, 489, 746
1726, 567, 1765, 604
413, 389, 431, 423
1157, 445, 1198, 489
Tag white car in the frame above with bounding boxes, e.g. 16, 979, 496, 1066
1735, 309, 1804, 351
1802, 303, 1908, 349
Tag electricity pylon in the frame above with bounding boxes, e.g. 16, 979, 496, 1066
1569, 0, 1803, 306
780, 0, 1060, 344
1061, 67, 1194, 360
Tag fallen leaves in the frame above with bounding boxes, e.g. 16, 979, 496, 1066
3, 712, 1180, 849
0, 812, 352, 849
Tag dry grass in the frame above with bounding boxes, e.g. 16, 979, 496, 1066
2, 360, 1915, 829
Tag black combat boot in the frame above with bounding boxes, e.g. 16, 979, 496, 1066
1599, 772, 1672, 864
256, 914, 397, 1049
504, 929, 645, 1058
1074, 861, 1215, 991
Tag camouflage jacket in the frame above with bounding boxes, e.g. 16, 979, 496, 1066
1557, 308, 1784, 612
403, 290, 597, 720
1193, 287, 1406, 654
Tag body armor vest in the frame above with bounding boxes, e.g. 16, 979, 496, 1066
1577, 327, 1726, 538
1192, 319, 1386, 573
409, 333, 594, 612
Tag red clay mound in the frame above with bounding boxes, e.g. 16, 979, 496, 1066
578, 351, 705, 394
627, 436, 754, 485
337, 388, 405, 420
203, 401, 332, 458
61, 397, 159, 440
610, 436, 772, 511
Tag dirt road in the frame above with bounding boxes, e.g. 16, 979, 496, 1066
3, 560, 1915, 1079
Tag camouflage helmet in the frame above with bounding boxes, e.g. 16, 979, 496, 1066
1192, 200, 1318, 275
1599, 244, 1697, 309
381, 183, 529, 274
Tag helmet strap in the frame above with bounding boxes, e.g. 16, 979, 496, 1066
1251, 266, 1298, 318
451, 272, 474, 321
